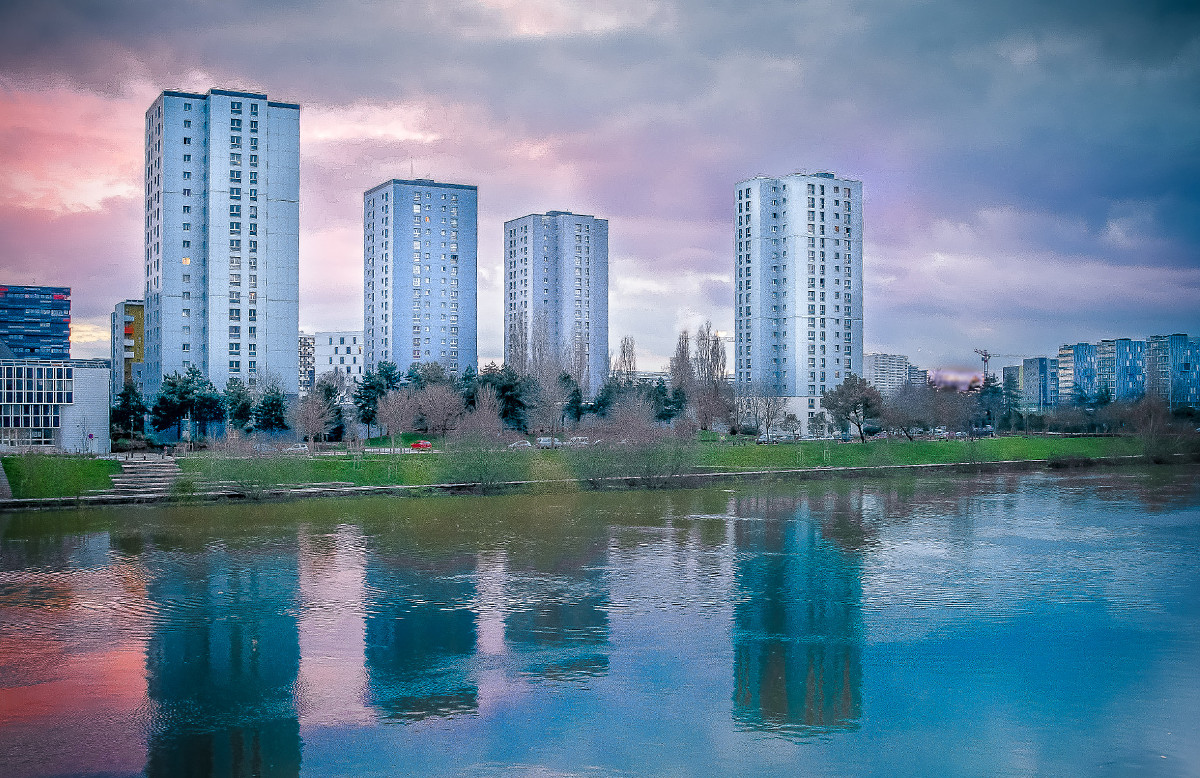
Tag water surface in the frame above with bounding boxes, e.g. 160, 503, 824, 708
2, 468, 1198, 776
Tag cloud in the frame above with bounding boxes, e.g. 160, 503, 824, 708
0, 0, 1196, 372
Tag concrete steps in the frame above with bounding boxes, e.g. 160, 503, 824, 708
104, 457, 182, 497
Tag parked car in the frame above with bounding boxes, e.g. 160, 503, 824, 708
756, 433, 772, 444
508, 440, 532, 449
283, 443, 309, 453
536, 437, 564, 449
410, 440, 433, 451
568, 436, 590, 447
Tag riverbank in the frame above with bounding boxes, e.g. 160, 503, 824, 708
0, 437, 1193, 511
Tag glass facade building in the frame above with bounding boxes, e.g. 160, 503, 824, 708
0, 285, 70, 359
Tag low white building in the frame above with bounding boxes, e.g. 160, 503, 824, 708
0, 358, 111, 453
315, 331, 364, 383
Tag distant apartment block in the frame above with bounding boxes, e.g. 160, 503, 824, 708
1096, 338, 1145, 403
142, 88, 300, 397
734, 172, 862, 435
1146, 333, 1200, 409
1055, 342, 1097, 405
1020, 357, 1059, 412
110, 300, 145, 396
0, 285, 70, 359
907, 365, 930, 386
364, 179, 478, 377
503, 210, 609, 396
298, 332, 315, 395
863, 353, 910, 397
315, 331, 364, 383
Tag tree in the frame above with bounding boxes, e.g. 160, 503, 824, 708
254, 384, 290, 432
613, 336, 637, 384
376, 388, 420, 452
881, 382, 936, 440
417, 383, 463, 437
376, 361, 402, 392
192, 384, 226, 438
111, 382, 148, 439
353, 369, 387, 438
822, 374, 883, 442
808, 411, 832, 439
313, 371, 348, 441
293, 392, 333, 443
741, 381, 787, 436
479, 362, 531, 432
224, 378, 255, 433
669, 330, 694, 392
453, 385, 505, 441
405, 361, 449, 390
692, 321, 731, 430
150, 372, 190, 437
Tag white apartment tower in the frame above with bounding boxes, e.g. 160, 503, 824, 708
142, 88, 300, 396
503, 211, 609, 397
364, 179, 478, 376
734, 172, 863, 433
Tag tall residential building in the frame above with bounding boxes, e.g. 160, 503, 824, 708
734, 172, 863, 433
1020, 357, 1059, 412
1146, 333, 1200, 409
907, 365, 930, 386
298, 333, 315, 396
863, 353, 910, 398
364, 179, 478, 377
1056, 342, 1097, 406
0, 284, 70, 358
503, 211, 609, 396
110, 299, 145, 395
1096, 338, 1145, 402
314, 331, 364, 383
142, 88, 300, 397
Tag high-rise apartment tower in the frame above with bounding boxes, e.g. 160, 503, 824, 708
363, 179, 478, 376
734, 172, 863, 433
142, 88, 300, 396
503, 211, 609, 396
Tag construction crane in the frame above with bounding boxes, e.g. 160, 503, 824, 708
975, 349, 1035, 381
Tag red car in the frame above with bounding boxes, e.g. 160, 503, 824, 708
410, 440, 433, 451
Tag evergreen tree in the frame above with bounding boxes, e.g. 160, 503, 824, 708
224, 378, 255, 432
111, 382, 148, 438
150, 372, 190, 437
255, 385, 290, 432
353, 369, 386, 438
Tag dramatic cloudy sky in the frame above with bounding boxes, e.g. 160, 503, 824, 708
1, 0, 1197, 371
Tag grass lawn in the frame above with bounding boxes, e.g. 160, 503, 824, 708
2, 455, 123, 499
695, 435, 1144, 471
168, 435, 1147, 493
178, 451, 446, 489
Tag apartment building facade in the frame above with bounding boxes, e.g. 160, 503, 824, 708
502, 211, 609, 396
363, 179, 478, 377
142, 88, 300, 397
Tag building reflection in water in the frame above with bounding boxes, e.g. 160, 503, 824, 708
142, 529, 302, 777
363, 547, 480, 721
731, 491, 865, 736
502, 522, 610, 682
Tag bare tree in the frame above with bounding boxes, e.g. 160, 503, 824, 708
613, 336, 637, 384
417, 383, 464, 438
691, 321, 731, 430
376, 388, 419, 453
740, 381, 787, 437
669, 330, 694, 390
453, 385, 505, 441
293, 393, 334, 445
882, 382, 937, 440
506, 308, 529, 376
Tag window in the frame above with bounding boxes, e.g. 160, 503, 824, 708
229, 308, 240, 320
182, 137, 191, 145
182, 308, 190, 317
182, 171, 191, 180
230, 170, 241, 183
230, 101, 242, 114
182, 154, 191, 162
229, 360, 240, 372
182, 223, 190, 231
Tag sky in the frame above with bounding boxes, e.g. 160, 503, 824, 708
0, 0, 1197, 373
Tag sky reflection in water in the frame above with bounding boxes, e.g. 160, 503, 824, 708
1, 468, 1198, 777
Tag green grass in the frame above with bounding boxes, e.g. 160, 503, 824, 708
168, 435, 1147, 495
695, 435, 1143, 471
179, 452, 444, 489
2, 455, 122, 499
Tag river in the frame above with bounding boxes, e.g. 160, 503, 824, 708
1, 467, 1197, 776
